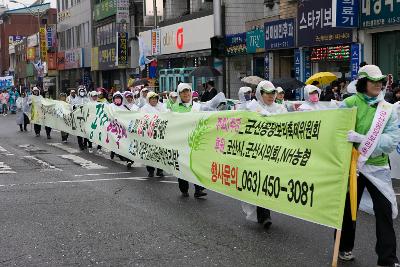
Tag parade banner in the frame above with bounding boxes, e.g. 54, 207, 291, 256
32, 98, 357, 229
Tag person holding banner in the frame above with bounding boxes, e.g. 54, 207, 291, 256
275, 87, 285, 104
59, 93, 70, 143
171, 83, 207, 198
71, 86, 92, 151
298, 85, 324, 111
31, 87, 51, 138
236, 86, 252, 110
141, 92, 166, 177
165, 91, 178, 110
96, 88, 109, 103
243, 80, 287, 229
123, 91, 139, 112
339, 65, 400, 267
16, 91, 31, 132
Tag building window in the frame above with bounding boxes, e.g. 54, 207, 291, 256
76, 25, 81, 47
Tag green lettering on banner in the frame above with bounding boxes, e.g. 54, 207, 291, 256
32, 97, 356, 229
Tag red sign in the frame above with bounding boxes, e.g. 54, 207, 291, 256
47, 53, 57, 70
176, 27, 184, 50
310, 45, 350, 62
57, 51, 65, 70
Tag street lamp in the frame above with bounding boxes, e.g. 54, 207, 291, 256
9, 0, 44, 60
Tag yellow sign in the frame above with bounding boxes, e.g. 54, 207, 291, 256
39, 27, 48, 61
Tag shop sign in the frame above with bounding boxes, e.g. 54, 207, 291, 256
297, 0, 353, 47
27, 47, 36, 61
116, 0, 129, 24
116, 32, 128, 66
91, 47, 99, 71
57, 52, 65, 70
264, 54, 270, 80
27, 33, 38, 48
246, 29, 265, 53
303, 49, 312, 82
151, 29, 161, 55
57, 10, 71, 22
332, 0, 359, 28
46, 25, 57, 49
39, 27, 48, 61
310, 45, 351, 62
225, 33, 247, 56
8, 35, 23, 46
65, 48, 83, 69
141, 15, 214, 55
94, 0, 117, 21
264, 18, 295, 50
47, 52, 57, 70
350, 43, 361, 80
145, 0, 163, 16
98, 43, 116, 70
360, 0, 400, 28
0, 76, 14, 88
294, 49, 301, 81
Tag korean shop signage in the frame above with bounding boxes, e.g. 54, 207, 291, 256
360, 0, 400, 28
264, 18, 295, 50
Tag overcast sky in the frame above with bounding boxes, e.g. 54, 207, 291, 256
5, 0, 57, 10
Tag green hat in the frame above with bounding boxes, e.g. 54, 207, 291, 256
358, 65, 386, 81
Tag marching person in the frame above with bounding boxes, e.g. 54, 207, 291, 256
171, 83, 207, 198
0, 89, 10, 116
59, 93, 69, 142
140, 92, 167, 177
298, 85, 325, 111
66, 89, 76, 104
275, 87, 285, 104
243, 80, 288, 230
31, 87, 51, 138
71, 86, 92, 151
123, 91, 139, 112
16, 91, 31, 132
138, 87, 150, 108
165, 91, 178, 110
237, 86, 252, 110
97, 87, 109, 103
9, 87, 19, 114
339, 65, 400, 266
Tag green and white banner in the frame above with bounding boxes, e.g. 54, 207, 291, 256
32, 97, 357, 229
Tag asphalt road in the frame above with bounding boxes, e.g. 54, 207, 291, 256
0, 114, 399, 266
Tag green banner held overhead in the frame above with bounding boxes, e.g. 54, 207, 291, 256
32, 97, 356, 229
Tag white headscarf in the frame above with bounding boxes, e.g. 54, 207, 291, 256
247, 80, 287, 114
298, 85, 325, 111
237, 86, 252, 110
140, 92, 167, 113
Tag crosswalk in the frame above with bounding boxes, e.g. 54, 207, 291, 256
0, 162, 16, 174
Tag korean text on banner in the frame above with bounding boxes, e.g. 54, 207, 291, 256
31, 98, 356, 229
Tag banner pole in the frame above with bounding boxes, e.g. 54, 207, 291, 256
332, 230, 341, 267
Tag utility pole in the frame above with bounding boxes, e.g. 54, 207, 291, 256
153, 0, 158, 28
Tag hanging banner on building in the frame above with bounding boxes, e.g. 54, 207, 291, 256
332, 0, 359, 28
27, 47, 36, 61
297, 0, 353, 47
294, 49, 301, 82
350, 43, 361, 80
98, 43, 116, 70
91, 47, 99, 71
303, 49, 312, 82
57, 51, 65, 70
47, 52, 57, 70
225, 33, 247, 56
264, 18, 295, 50
65, 48, 83, 69
361, 0, 400, 28
246, 29, 265, 53
264, 54, 270, 81
151, 29, 161, 56
0, 76, 14, 88
116, 0, 129, 24
94, 0, 117, 21
8, 35, 24, 46
32, 98, 357, 229
46, 25, 57, 49
39, 27, 48, 61
116, 32, 128, 66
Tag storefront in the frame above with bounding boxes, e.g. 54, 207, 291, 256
360, 1, 400, 82
296, 0, 355, 82
246, 28, 265, 79
58, 48, 89, 92
139, 14, 216, 92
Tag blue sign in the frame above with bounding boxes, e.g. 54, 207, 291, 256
350, 43, 361, 80
225, 33, 247, 56
264, 18, 295, 50
361, 0, 400, 28
294, 49, 301, 81
265, 54, 270, 80
303, 50, 312, 82
332, 0, 359, 28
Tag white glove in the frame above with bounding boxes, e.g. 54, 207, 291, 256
260, 109, 271, 116
347, 130, 365, 143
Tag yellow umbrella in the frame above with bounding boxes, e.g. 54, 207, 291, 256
306, 72, 338, 85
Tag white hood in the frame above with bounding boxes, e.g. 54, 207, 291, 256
303, 85, 321, 101
176, 83, 192, 104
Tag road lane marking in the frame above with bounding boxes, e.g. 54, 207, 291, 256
60, 154, 107, 169
74, 172, 131, 177
159, 180, 178, 184
23, 156, 62, 171
18, 144, 48, 154
0, 162, 16, 174
0, 146, 8, 153
47, 143, 80, 154
0, 176, 175, 187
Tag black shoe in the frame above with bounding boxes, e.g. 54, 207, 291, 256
156, 171, 164, 177
47, 135, 51, 139
263, 218, 272, 230
24, 128, 27, 131
110, 152, 115, 159
181, 192, 189, 198
79, 146, 85, 151
127, 162, 133, 170
148, 172, 154, 178
194, 191, 207, 198
35, 134, 40, 137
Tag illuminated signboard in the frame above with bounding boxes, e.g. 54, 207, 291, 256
310, 45, 350, 62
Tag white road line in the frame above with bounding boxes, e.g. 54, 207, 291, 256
74, 172, 131, 177
60, 154, 108, 170
18, 144, 46, 153
0, 146, 8, 153
0, 162, 16, 174
23, 156, 62, 171
159, 180, 178, 184
48, 143, 80, 154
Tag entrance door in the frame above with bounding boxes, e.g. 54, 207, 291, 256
376, 31, 400, 81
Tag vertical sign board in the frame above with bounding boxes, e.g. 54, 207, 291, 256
145, 0, 163, 16
332, 0, 359, 28
39, 27, 48, 61
264, 54, 270, 80
350, 43, 361, 80
151, 29, 161, 56
303, 49, 312, 82
294, 49, 301, 82
46, 25, 57, 49
116, 32, 128, 66
116, 0, 129, 24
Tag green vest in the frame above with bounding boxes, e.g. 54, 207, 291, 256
344, 93, 389, 166
171, 102, 192, 113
